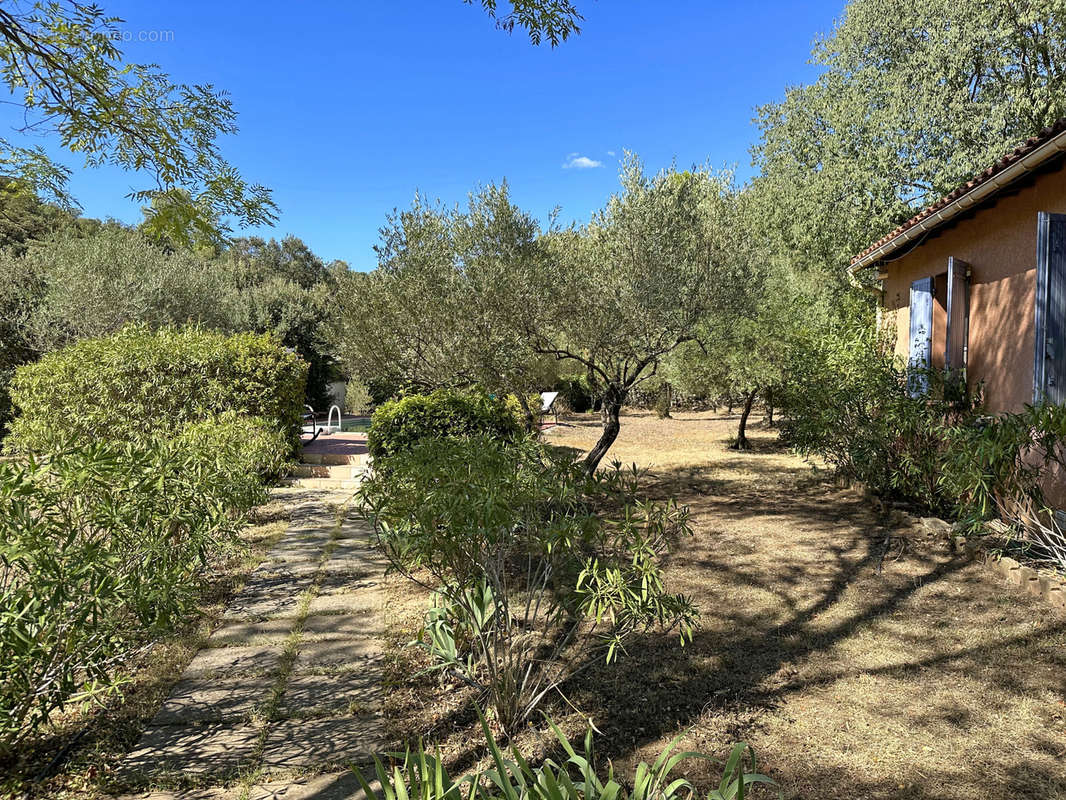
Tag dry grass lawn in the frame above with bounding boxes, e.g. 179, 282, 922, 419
383, 409, 1066, 800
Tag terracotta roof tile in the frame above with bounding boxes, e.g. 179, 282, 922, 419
851, 118, 1066, 266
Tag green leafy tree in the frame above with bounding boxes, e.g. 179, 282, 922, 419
466, 0, 582, 45
754, 0, 1066, 287
332, 184, 550, 418
0, 225, 237, 356
224, 235, 337, 289
528, 159, 748, 472
0, 179, 101, 254
216, 234, 342, 408
0, 1, 277, 249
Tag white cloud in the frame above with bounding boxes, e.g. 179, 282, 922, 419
607, 150, 616, 157
563, 154, 603, 170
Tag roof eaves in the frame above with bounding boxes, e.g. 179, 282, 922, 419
849, 121, 1066, 272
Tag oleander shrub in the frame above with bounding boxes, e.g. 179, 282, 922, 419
941, 404, 1066, 570
177, 412, 292, 504
358, 435, 697, 736
0, 431, 264, 751
354, 708, 778, 800
5, 325, 307, 453
367, 388, 522, 465
781, 316, 982, 511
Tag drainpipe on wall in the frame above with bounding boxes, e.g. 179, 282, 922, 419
847, 263, 886, 333
847, 263, 884, 300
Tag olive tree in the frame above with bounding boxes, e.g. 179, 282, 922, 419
754, 0, 1066, 291
332, 185, 552, 416
523, 158, 748, 472
336, 161, 746, 469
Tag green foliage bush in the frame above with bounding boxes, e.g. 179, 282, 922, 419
782, 315, 981, 511
0, 429, 267, 751
178, 413, 289, 488
358, 435, 697, 736
367, 389, 522, 465
355, 707, 777, 800
555, 375, 595, 413
939, 404, 1066, 571
6, 325, 307, 453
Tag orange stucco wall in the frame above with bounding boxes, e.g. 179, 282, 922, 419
881, 165, 1066, 413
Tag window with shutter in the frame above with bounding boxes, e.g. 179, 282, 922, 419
945, 257, 969, 382
1035, 212, 1066, 405
908, 276, 934, 396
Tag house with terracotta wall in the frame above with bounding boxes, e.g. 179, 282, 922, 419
849, 119, 1066, 412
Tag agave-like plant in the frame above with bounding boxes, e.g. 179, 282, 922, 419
353, 709, 779, 800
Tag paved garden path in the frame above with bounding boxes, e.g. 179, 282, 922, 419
117, 486, 387, 800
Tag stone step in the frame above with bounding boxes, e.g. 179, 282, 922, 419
301, 452, 369, 467
281, 477, 362, 490
289, 463, 362, 479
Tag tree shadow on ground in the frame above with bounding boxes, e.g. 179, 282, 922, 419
559, 461, 1066, 799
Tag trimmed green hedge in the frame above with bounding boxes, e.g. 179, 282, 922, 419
6, 326, 307, 453
367, 389, 522, 464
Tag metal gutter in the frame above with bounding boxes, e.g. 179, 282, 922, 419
849, 129, 1066, 272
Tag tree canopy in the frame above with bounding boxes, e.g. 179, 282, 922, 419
0, 1, 277, 249
335, 159, 748, 471
754, 0, 1066, 288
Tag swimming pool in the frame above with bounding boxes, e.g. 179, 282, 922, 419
340, 416, 371, 433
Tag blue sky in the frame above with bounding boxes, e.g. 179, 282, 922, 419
3, 1, 842, 269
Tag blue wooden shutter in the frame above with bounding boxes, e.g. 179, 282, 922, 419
945, 257, 969, 378
908, 276, 934, 395
1035, 212, 1066, 405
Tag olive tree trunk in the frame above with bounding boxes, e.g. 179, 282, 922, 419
730, 387, 758, 450
584, 385, 625, 475
765, 386, 775, 427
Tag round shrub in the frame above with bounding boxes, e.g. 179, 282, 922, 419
6, 325, 307, 454
367, 389, 522, 464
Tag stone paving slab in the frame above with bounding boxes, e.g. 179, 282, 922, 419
315, 574, 379, 598
222, 586, 311, 621
184, 644, 283, 678
315, 564, 382, 587
326, 542, 380, 560
259, 717, 384, 771
152, 676, 276, 725
262, 544, 327, 563
293, 639, 381, 671
334, 523, 374, 541
276, 673, 380, 718
247, 772, 368, 800
117, 788, 239, 800
305, 592, 380, 617
282, 531, 336, 548
120, 723, 261, 777
257, 559, 323, 577
317, 560, 385, 580
208, 618, 296, 647
299, 614, 379, 640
